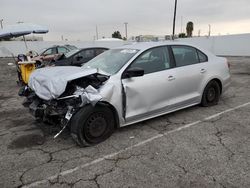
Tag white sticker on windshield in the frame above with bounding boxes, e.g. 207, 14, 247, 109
120, 49, 137, 54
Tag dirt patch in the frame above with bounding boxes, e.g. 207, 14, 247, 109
8, 134, 45, 149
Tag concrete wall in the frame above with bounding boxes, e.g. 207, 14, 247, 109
0, 33, 250, 57
178, 33, 250, 56
0, 40, 126, 57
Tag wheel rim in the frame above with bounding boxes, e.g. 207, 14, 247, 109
207, 87, 216, 102
85, 113, 107, 139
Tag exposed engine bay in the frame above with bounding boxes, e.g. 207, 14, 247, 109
21, 71, 109, 138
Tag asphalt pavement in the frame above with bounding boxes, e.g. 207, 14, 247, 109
0, 57, 249, 188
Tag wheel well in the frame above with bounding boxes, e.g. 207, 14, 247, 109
97, 102, 120, 129
211, 78, 222, 94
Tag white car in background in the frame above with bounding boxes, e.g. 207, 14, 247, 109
24, 42, 231, 146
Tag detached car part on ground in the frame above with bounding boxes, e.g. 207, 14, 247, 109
22, 42, 231, 146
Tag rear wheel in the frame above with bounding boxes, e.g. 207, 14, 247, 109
201, 80, 221, 107
70, 105, 115, 147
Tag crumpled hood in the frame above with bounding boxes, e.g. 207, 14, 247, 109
28, 66, 98, 100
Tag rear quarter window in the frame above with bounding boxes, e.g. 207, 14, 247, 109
197, 50, 208, 62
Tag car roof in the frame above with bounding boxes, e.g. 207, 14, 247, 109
79, 47, 109, 50
116, 41, 203, 51
115, 41, 214, 57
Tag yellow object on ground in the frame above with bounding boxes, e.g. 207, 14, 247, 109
18, 61, 36, 84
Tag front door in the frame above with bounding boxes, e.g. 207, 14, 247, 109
122, 46, 176, 123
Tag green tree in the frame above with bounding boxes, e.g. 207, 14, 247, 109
186, 22, 194, 37
112, 31, 122, 39
178, 33, 186, 38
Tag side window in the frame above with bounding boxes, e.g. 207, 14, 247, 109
95, 48, 107, 56
79, 49, 95, 58
130, 47, 171, 74
58, 47, 69, 54
52, 48, 57, 54
42, 48, 53, 56
197, 50, 208, 62
172, 46, 199, 67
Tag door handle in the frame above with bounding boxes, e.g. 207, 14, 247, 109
200, 69, 206, 73
168, 75, 175, 81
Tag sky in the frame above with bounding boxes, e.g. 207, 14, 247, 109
1, 0, 250, 41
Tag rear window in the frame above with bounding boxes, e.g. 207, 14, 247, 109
197, 50, 208, 62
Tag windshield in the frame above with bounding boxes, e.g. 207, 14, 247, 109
65, 45, 78, 50
38, 48, 47, 55
64, 49, 80, 58
82, 49, 139, 75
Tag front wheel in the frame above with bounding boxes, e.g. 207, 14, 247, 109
70, 105, 115, 147
201, 80, 221, 107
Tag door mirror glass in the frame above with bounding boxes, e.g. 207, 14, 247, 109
123, 67, 144, 79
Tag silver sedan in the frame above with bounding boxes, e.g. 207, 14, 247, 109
26, 42, 231, 146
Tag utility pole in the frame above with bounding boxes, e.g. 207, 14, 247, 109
208, 24, 211, 37
96, 25, 99, 40
180, 16, 183, 33
172, 0, 178, 40
0, 19, 3, 29
124, 22, 128, 40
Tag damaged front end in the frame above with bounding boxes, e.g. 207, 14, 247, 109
22, 66, 109, 138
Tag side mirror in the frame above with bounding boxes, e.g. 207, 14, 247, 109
123, 67, 144, 79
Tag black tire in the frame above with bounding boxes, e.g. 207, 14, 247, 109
201, 80, 221, 107
70, 105, 115, 147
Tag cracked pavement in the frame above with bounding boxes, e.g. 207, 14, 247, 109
0, 57, 250, 188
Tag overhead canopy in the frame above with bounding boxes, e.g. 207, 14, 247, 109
0, 23, 49, 39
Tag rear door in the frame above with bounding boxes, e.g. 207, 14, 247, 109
168, 45, 208, 108
122, 46, 176, 122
